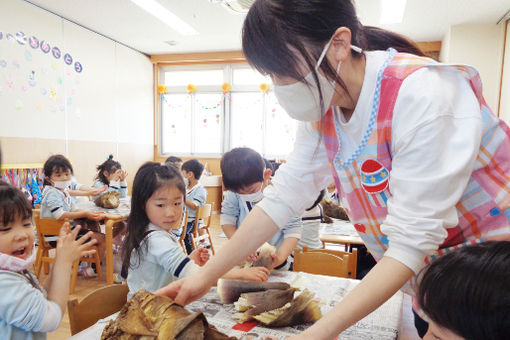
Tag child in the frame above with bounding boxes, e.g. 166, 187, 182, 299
298, 190, 326, 250
0, 182, 96, 338
165, 156, 183, 170
220, 148, 302, 270
181, 159, 207, 254
418, 241, 510, 340
92, 154, 128, 201
122, 162, 269, 298
40, 155, 106, 274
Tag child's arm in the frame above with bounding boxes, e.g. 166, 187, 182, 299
59, 210, 105, 221
185, 199, 199, 210
68, 185, 107, 197
269, 237, 299, 269
186, 186, 207, 210
221, 224, 237, 239
46, 224, 97, 314
222, 267, 270, 282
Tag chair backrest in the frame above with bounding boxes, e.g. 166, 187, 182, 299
178, 210, 189, 244
293, 248, 351, 278
194, 203, 212, 234
67, 284, 129, 335
33, 212, 65, 249
301, 246, 357, 279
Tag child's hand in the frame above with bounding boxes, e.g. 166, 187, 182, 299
246, 251, 258, 263
189, 248, 210, 266
89, 185, 107, 196
268, 252, 283, 270
237, 267, 270, 282
55, 224, 97, 265
86, 211, 106, 221
119, 170, 128, 181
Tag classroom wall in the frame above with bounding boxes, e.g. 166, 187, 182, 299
499, 21, 510, 123
440, 23, 506, 114
0, 0, 154, 190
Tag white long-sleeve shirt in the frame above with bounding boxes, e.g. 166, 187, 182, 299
258, 50, 482, 274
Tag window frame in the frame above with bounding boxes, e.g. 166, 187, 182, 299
157, 63, 294, 159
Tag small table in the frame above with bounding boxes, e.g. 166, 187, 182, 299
69, 271, 407, 339
320, 219, 364, 251
75, 198, 130, 285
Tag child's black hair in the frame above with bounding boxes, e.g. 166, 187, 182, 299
418, 241, 510, 340
306, 190, 326, 211
96, 154, 122, 185
165, 156, 183, 166
221, 148, 265, 192
263, 158, 274, 176
121, 162, 185, 273
43, 154, 73, 186
181, 159, 204, 180
0, 182, 33, 227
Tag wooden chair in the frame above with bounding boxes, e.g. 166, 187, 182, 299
177, 210, 189, 253
67, 284, 129, 335
293, 247, 353, 278
33, 211, 102, 294
301, 246, 357, 279
192, 203, 215, 254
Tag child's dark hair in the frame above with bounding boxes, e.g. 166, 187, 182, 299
165, 156, 183, 166
263, 158, 274, 176
0, 182, 33, 226
418, 241, 510, 340
121, 162, 185, 273
242, 0, 424, 115
96, 154, 122, 185
43, 154, 73, 185
181, 159, 204, 180
221, 148, 265, 192
306, 190, 326, 211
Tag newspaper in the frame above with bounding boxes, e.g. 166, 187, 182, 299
186, 271, 403, 340
319, 219, 358, 237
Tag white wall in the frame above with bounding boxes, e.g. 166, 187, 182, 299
440, 23, 506, 114
0, 0, 154, 188
500, 21, 510, 123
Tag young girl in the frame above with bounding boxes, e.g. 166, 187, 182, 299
40, 155, 106, 274
122, 162, 270, 298
0, 182, 96, 339
92, 155, 128, 201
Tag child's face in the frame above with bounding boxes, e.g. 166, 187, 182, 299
145, 185, 184, 231
424, 320, 465, 340
50, 167, 72, 184
181, 170, 193, 180
0, 216, 35, 259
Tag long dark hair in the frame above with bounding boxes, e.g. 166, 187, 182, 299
418, 242, 510, 340
95, 154, 121, 185
121, 162, 186, 272
242, 0, 424, 114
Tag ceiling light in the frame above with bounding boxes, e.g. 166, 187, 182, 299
131, 0, 198, 36
380, 0, 407, 24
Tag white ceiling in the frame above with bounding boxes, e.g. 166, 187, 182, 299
25, 0, 510, 55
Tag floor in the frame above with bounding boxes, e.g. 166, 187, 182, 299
47, 214, 419, 339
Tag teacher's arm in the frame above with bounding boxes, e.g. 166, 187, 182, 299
156, 206, 278, 304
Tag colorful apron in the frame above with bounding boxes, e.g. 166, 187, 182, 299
317, 49, 510, 317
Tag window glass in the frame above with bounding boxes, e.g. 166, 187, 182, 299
233, 68, 272, 85
194, 93, 223, 154
265, 92, 297, 156
164, 69, 224, 86
230, 92, 264, 154
161, 94, 191, 154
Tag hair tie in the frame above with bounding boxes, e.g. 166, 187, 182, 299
108, 154, 114, 161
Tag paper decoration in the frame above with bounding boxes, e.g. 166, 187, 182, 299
221, 82, 231, 94
157, 84, 167, 94
186, 84, 196, 93
25, 50, 32, 61
15, 99, 23, 110
259, 82, 269, 93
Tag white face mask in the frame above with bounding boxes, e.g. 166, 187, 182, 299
0, 245, 36, 272
183, 178, 189, 188
53, 179, 72, 189
274, 40, 362, 122
238, 183, 264, 203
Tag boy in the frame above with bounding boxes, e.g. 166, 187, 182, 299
221, 148, 302, 270
181, 159, 207, 254
418, 241, 510, 340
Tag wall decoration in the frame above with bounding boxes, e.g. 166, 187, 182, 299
24, 50, 32, 61
186, 83, 196, 93
221, 82, 231, 94
51, 46, 61, 59
259, 82, 269, 93
63, 53, 72, 65
28, 36, 39, 49
15, 32, 27, 45
157, 84, 167, 94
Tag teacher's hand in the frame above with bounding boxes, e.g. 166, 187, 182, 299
155, 273, 211, 306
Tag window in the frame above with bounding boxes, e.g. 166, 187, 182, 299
159, 65, 297, 158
